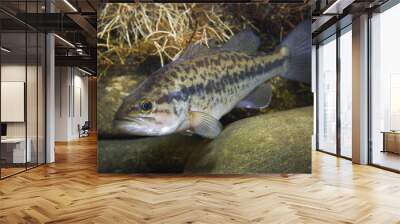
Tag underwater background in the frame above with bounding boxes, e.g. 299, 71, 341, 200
97, 2, 313, 174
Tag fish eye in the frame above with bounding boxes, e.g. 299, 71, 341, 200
140, 100, 153, 113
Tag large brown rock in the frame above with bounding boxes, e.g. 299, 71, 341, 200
98, 107, 312, 174
98, 135, 207, 173
185, 106, 312, 174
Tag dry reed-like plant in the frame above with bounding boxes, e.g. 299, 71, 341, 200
98, 3, 250, 66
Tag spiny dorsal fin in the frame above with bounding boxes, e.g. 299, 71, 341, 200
178, 29, 260, 60
179, 43, 213, 60
236, 83, 272, 109
189, 111, 222, 139
223, 29, 260, 54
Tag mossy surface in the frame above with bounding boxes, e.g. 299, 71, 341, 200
185, 106, 312, 174
98, 134, 207, 173
98, 106, 312, 174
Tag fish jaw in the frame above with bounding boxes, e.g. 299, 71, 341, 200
113, 117, 178, 136
113, 101, 189, 136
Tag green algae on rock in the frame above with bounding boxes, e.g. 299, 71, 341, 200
185, 106, 313, 174
98, 134, 207, 173
98, 106, 312, 174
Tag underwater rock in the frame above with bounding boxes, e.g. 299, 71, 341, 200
98, 134, 207, 173
98, 106, 312, 174
185, 106, 312, 174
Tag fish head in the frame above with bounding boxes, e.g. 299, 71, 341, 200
113, 76, 188, 136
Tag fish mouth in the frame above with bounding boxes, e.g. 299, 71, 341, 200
113, 116, 159, 136
114, 116, 140, 123
113, 117, 143, 132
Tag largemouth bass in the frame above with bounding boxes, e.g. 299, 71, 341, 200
114, 22, 311, 138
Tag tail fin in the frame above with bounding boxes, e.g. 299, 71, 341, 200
280, 21, 311, 84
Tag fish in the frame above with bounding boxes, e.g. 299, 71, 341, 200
113, 21, 311, 139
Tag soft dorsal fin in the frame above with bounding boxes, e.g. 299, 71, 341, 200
223, 29, 260, 54
236, 83, 272, 109
179, 43, 213, 60
177, 30, 260, 60
189, 111, 222, 139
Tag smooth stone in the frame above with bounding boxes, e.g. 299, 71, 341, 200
184, 106, 312, 174
98, 134, 207, 173
98, 106, 312, 174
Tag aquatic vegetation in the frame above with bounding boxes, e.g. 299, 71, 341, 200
98, 3, 246, 66
97, 3, 310, 68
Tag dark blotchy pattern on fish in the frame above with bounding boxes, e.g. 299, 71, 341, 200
156, 49, 287, 105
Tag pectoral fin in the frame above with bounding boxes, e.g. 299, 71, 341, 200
189, 111, 222, 139
236, 83, 273, 109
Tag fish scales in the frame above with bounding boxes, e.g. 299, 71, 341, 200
155, 48, 288, 119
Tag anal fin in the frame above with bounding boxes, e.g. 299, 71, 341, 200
236, 82, 273, 109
